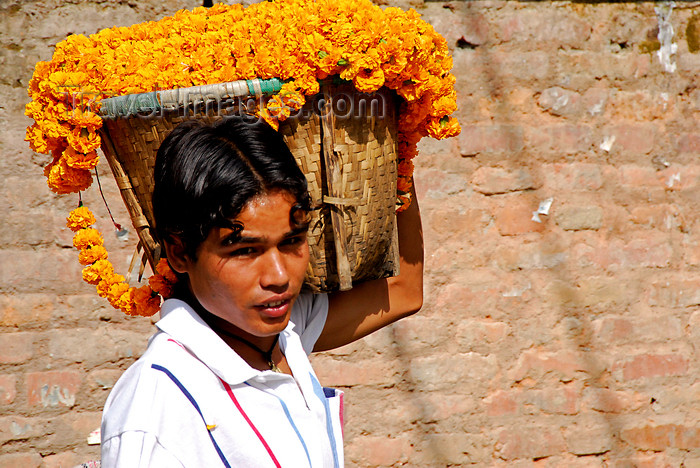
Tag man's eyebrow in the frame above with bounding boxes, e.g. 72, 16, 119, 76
220, 226, 307, 245
223, 234, 261, 245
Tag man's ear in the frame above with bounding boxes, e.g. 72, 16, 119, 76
163, 237, 190, 274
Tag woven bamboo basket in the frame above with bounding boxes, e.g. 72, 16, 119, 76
97, 78, 400, 292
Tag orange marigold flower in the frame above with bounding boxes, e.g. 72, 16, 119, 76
63, 147, 99, 171
155, 259, 178, 285
66, 127, 101, 154
78, 245, 109, 265
96, 273, 126, 299
82, 259, 114, 285
397, 159, 414, 177
114, 287, 136, 315
66, 206, 96, 231
353, 67, 385, 94
73, 228, 104, 250
425, 116, 461, 140
46, 158, 93, 194
106, 281, 131, 307
397, 175, 412, 193
149, 274, 175, 299
133, 285, 162, 317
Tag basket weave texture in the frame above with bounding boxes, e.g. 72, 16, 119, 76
98, 81, 399, 292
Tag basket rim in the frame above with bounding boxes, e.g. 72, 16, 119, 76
97, 77, 284, 119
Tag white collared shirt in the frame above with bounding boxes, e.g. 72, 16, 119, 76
100, 293, 343, 468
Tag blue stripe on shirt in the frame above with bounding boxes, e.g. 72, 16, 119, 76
151, 364, 231, 468
309, 373, 340, 468
245, 382, 313, 467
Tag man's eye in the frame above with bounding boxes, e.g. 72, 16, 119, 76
230, 247, 256, 256
282, 235, 305, 247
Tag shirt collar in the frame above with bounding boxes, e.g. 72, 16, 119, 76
156, 298, 294, 386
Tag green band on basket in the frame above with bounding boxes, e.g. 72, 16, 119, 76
246, 78, 283, 96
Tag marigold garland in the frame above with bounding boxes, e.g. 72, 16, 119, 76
25, 0, 460, 205
32, 0, 461, 315
68, 206, 176, 316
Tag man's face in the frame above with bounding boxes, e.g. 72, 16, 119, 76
181, 190, 310, 338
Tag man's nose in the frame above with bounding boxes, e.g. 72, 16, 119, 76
259, 249, 290, 289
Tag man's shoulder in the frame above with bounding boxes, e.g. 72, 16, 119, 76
102, 333, 217, 438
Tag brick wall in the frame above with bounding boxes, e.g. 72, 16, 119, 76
1, 0, 699, 466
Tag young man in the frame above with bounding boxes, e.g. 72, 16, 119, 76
100, 116, 423, 467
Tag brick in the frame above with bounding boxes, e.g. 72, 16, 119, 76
459, 125, 524, 156
421, 4, 489, 48
542, 163, 603, 191
534, 454, 607, 468
421, 433, 489, 465
409, 353, 498, 391
610, 452, 676, 468
527, 124, 594, 155
590, 311, 682, 345
608, 90, 676, 121
578, 277, 631, 308
591, 316, 634, 344
495, 425, 567, 460
621, 423, 700, 450
619, 237, 673, 268
537, 87, 582, 117
347, 435, 412, 466
630, 204, 685, 231
456, 319, 510, 347
0, 207, 73, 248
577, 234, 675, 270
419, 393, 477, 423
0, 294, 54, 327
495, 10, 591, 49
0, 374, 17, 405
87, 368, 125, 392
495, 197, 547, 235
0, 416, 47, 444
649, 279, 700, 307
484, 389, 520, 417
391, 315, 448, 352
493, 239, 566, 271
311, 356, 399, 387
544, 277, 632, 310
563, 422, 614, 455
497, 51, 552, 82
0, 453, 43, 468
659, 165, 700, 191
619, 165, 661, 188
684, 234, 700, 266
49, 328, 149, 367
45, 411, 102, 451
509, 349, 589, 382
583, 388, 645, 413
426, 207, 490, 242
471, 167, 537, 195
523, 386, 579, 415
0, 332, 35, 364
42, 452, 79, 468
26, 370, 82, 408
617, 353, 689, 380
610, 123, 657, 154
0, 249, 85, 294
554, 205, 603, 231
691, 311, 700, 348
582, 87, 609, 116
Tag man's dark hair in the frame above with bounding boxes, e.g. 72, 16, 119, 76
152, 116, 311, 260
